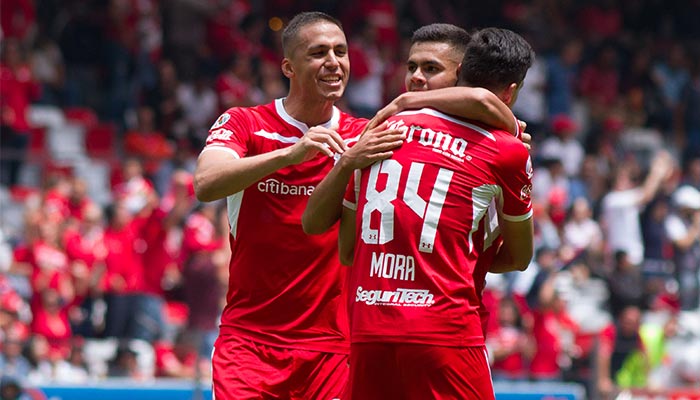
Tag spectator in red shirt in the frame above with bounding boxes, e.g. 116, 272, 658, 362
487, 297, 535, 381
181, 201, 225, 357
0, 38, 41, 187
578, 43, 621, 117
62, 202, 108, 337
124, 105, 176, 179
29, 218, 74, 313
102, 200, 147, 340
528, 273, 580, 381
154, 330, 201, 379
30, 288, 72, 360
137, 170, 196, 343
0, 0, 36, 42
214, 52, 262, 113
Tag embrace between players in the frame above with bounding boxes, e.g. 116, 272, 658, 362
194, 11, 534, 400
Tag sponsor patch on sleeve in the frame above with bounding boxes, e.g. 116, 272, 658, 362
210, 113, 231, 130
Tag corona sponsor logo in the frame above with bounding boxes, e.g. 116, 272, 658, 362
257, 178, 315, 196
387, 119, 468, 162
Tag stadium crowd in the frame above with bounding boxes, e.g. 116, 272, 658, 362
1, 0, 699, 399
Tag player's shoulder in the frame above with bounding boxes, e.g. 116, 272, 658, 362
337, 110, 369, 138
490, 127, 527, 153
210, 102, 277, 130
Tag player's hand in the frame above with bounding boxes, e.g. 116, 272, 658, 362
365, 96, 406, 132
518, 120, 532, 151
339, 122, 405, 170
286, 125, 348, 164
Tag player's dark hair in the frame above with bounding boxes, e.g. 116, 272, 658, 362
459, 27, 534, 91
282, 12, 343, 57
411, 23, 471, 57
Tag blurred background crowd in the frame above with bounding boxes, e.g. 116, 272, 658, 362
1, 0, 699, 399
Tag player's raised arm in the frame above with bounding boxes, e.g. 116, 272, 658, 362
301, 122, 404, 234
489, 217, 534, 273
194, 125, 347, 202
367, 87, 517, 135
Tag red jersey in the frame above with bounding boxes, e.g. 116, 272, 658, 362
103, 220, 146, 294
0, 63, 40, 132
201, 99, 367, 353
344, 108, 533, 347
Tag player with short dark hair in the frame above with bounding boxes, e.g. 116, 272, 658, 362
195, 13, 518, 399
336, 27, 535, 399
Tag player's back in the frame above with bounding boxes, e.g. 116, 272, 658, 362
348, 108, 532, 347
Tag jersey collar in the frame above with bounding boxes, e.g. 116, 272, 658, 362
275, 98, 340, 134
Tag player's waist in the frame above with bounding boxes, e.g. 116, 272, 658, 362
218, 324, 349, 354
350, 331, 485, 347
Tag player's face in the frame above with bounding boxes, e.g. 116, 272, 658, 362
286, 21, 349, 102
405, 41, 462, 92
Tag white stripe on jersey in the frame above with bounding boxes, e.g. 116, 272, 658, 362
396, 108, 496, 141
342, 199, 357, 211
253, 129, 300, 144
201, 145, 242, 158
501, 209, 534, 222
344, 135, 361, 146
274, 97, 342, 133
469, 184, 500, 253
227, 191, 244, 239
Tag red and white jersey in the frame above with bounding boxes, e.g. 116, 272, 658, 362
201, 98, 367, 353
344, 108, 533, 347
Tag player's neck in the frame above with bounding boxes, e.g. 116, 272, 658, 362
282, 95, 335, 127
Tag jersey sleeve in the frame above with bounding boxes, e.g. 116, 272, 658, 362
201, 108, 252, 158
342, 170, 361, 211
339, 117, 370, 146
495, 137, 533, 221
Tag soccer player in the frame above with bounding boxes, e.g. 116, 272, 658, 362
302, 24, 527, 339
194, 12, 517, 399
337, 28, 535, 399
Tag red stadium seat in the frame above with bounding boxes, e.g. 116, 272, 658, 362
27, 126, 47, 162
85, 122, 118, 160
64, 106, 99, 129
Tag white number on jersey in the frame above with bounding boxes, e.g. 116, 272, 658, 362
361, 160, 453, 253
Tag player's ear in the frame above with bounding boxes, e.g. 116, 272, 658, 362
502, 82, 519, 106
282, 58, 294, 78
454, 63, 462, 86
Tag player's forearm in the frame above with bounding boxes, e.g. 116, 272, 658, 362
398, 88, 516, 134
489, 249, 524, 273
302, 158, 355, 235
194, 148, 295, 202
489, 219, 534, 273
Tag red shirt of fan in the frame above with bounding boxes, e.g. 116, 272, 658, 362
103, 220, 146, 294
200, 99, 367, 353
344, 108, 533, 347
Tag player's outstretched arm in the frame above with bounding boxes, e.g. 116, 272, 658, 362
302, 123, 404, 234
366, 87, 517, 134
489, 218, 534, 273
194, 126, 347, 202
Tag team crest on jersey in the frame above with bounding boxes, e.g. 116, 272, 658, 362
525, 155, 534, 180
211, 113, 231, 130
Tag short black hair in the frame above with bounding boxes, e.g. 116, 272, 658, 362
411, 23, 471, 57
281, 12, 343, 57
459, 27, 534, 91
